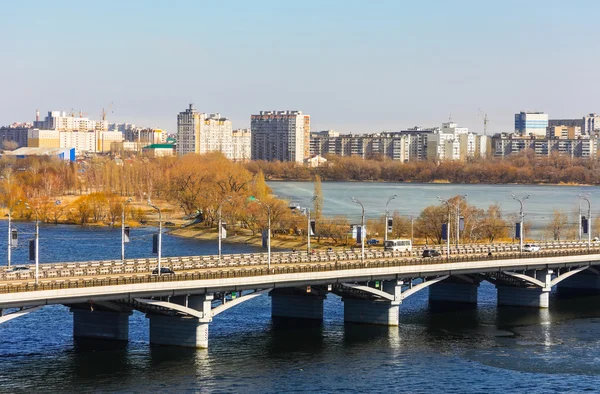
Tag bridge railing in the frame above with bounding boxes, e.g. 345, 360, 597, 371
1, 247, 600, 295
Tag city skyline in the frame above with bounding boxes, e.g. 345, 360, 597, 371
2, 1, 599, 134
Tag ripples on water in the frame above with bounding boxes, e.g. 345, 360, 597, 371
1, 226, 600, 392
2, 284, 600, 393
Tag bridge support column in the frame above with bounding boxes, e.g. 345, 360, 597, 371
497, 286, 550, 308
557, 271, 600, 297
270, 288, 325, 320
497, 269, 552, 308
147, 294, 213, 348
71, 309, 132, 341
429, 281, 479, 304
148, 315, 209, 348
343, 299, 400, 326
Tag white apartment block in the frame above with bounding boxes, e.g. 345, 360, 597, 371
251, 110, 310, 163
176, 104, 233, 158
232, 129, 251, 161
34, 110, 97, 132
28, 129, 123, 154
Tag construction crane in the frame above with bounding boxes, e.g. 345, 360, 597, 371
101, 102, 114, 122
478, 108, 489, 136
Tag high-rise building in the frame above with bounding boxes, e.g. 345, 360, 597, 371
176, 104, 201, 156
515, 112, 549, 136
251, 110, 309, 163
176, 104, 233, 158
34, 110, 97, 132
231, 129, 251, 161
584, 113, 600, 135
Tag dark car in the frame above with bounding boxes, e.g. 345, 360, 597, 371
152, 267, 175, 275
422, 249, 441, 258
366, 239, 380, 245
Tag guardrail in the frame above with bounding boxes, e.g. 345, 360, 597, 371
1, 240, 595, 282
1, 247, 599, 295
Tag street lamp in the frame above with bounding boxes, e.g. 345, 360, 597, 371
147, 201, 162, 276
307, 195, 317, 253
455, 195, 467, 247
218, 196, 232, 263
351, 197, 365, 262
7, 199, 22, 268
24, 202, 40, 286
121, 198, 132, 263
512, 194, 531, 253
384, 194, 397, 243
579, 194, 592, 249
248, 197, 272, 270
437, 197, 451, 260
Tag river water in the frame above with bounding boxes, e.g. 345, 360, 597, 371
269, 181, 599, 238
1, 184, 600, 392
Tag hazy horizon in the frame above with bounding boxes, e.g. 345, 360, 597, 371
2, 0, 598, 134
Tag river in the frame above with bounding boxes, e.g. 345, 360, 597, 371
1, 187, 600, 392
269, 181, 599, 238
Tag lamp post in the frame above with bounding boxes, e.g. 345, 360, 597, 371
249, 197, 272, 270
307, 196, 317, 253
512, 194, 530, 253
218, 196, 232, 263
24, 203, 40, 286
384, 194, 397, 243
7, 199, 22, 268
454, 195, 467, 247
351, 197, 365, 262
147, 201, 162, 276
579, 193, 592, 249
437, 197, 451, 260
121, 198, 132, 263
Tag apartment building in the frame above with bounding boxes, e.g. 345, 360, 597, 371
176, 104, 233, 158
251, 110, 309, 163
232, 129, 251, 161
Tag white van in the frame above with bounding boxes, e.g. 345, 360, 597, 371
384, 239, 412, 252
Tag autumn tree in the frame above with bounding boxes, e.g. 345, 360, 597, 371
545, 209, 569, 241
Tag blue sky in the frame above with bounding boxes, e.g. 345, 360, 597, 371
1, 0, 598, 134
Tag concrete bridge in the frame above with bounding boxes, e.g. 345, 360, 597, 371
1, 243, 600, 348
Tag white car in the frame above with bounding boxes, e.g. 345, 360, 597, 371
522, 244, 541, 252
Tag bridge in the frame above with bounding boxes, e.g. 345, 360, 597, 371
2, 241, 600, 348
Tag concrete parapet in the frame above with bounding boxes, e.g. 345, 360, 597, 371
343, 298, 399, 326
270, 291, 325, 320
72, 309, 131, 341
429, 282, 479, 304
148, 314, 209, 348
497, 286, 550, 308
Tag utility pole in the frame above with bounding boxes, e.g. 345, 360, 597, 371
455, 195, 467, 247
512, 194, 530, 253
352, 197, 365, 262
438, 197, 451, 260
384, 194, 397, 243
580, 194, 592, 250
7, 200, 22, 268
121, 198, 132, 263
307, 196, 317, 253
218, 196, 232, 263
147, 201, 162, 276
24, 203, 40, 286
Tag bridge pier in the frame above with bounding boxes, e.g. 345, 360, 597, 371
270, 288, 325, 320
342, 281, 401, 326
429, 279, 479, 305
557, 269, 600, 297
147, 294, 213, 349
71, 308, 132, 341
497, 286, 550, 308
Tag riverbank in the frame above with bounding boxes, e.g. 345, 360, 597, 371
170, 226, 362, 251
